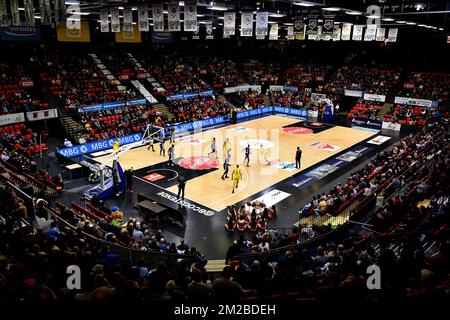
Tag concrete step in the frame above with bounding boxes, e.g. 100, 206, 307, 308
205, 259, 227, 273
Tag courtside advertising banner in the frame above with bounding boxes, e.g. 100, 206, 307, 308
352, 25, 364, 41
100, 9, 109, 33
364, 24, 377, 41
364, 93, 386, 102
223, 12, 235, 36
0, 113, 25, 126
240, 12, 253, 37
184, 1, 197, 32
387, 28, 398, 42
382, 121, 401, 132
26, 109, 58, 121
255, 12, 268, 40
394, 97, 436, 108
0, 24, 41, 41
168, 2, 180, 32
57, 20, 90, 42
111, 8, 120, 32
341, 24, 351, 40
123, 7, 133, 32
152, 3, 164, 32
138, 4, 149, 32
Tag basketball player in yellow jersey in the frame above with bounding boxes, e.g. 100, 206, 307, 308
260, 143, 270, 165
231, 165, 242, 194
113, 139, 120, 153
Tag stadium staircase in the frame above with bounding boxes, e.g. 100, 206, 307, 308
154, 103, 175, 120
61, 116, 86, 143
263, 95, 272, 106
205, 259, 227, 274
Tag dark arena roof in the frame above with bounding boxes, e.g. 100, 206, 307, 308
0, 0, 449, 316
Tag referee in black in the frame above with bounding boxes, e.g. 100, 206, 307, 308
295, 147, 302, 169
177, 173, 186, 201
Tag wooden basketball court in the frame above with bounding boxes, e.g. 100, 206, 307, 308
94, 115, 376, 211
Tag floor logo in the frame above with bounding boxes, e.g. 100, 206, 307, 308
283, 127, 313, 135
274, 161, 297, 172
176, 156, 220, 170
309, 141, 340, 151
143, 173, 166, 182
181, 137, 207, 145
239, 139, 274, 149
233, 126, 249, 132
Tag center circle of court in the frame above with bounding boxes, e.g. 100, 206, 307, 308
176, 156, 220, 170
239, 139, 274, 149
304, 122, 324, 128
283, 127, 314, 135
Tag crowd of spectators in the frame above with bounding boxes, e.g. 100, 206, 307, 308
167, 96, 233, 124
242, 60, 280, 85
400, 72, 450, 104
284, 63, 333, 91
383, 104, 445, 125
225, 203, 277, 232
270, 90, 310, 108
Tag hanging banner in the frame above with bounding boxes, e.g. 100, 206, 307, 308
0, 112, 25, 126
137, 4, 149, 32
123, 7, 133, 32
40, 0, 52, 25
0, 24, 41, 41
57, 20, 90, 42
192, 24, 199, 39
306, 16, 318, 35
10, 0, 20, 26
375, 27, 386, 41
341, 24, 351, 40
0, 0, 8, 27
54, 0, 66, 25
294, 17, 304, 40
332, 25, 341, 41
110, 8, 120, 32
223, 12, 235, 36
115, 25, 141, 43
152, 3, 164, 32
26, 109, 58, 121
205, 21, 213, 39
240, 12, 253, 37
100, 9, 109, 33
167, 2, 180, 32
309, 25, 320, 40
23, 0, 34, 26
287, 26, 294, 40
387, 28, 398, 42
352, 25, 364, 41
322, 16, 334, 35
255, 12, 268, 40
66, 3, 81, 30
364, 24, 377, 41
184, 1, 197, 32
269, 23, 278, 40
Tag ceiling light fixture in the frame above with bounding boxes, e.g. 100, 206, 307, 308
293, 2, 315, 7
322, 7, 340, 12
345, 11, 362, 15
382, 17, 395, 22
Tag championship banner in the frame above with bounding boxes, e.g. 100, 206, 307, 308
322, 16, 334, 35
184, 1, 197, 32
39, 0, 52, 25
332, 25, 341, 41
205, 21, 213, 39
286, 26, 294, 40
23, 0, 34, 26
0, 0, 8, 27
57, 20, 90, 42
54, 0, 66, 25
123, 8, 133, 32
66, 3, 81, 30
100, 9, 109, 33
376, 27, 385, 41
111, 8, 120, 32
138, 4, 149, 32
306, 16, 318, 35
364, 24, 377, 41
255, 12, 268, 40
269, 23, 278, 40
167, 2, 180, 32
152, 3, 164, 32
387, 28, 398, 42
115, 25, 141, 43
10, 0, 20, 26
352, 25, 364, 41
308, 25, 319, 40
293, 17, 304, 40
192, 24, 199, 39
240, 12, 253, 37
341, 24, 351, 40
223, 12, 235, 36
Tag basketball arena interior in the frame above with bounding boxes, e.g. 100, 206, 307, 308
0, 0, 449, 309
